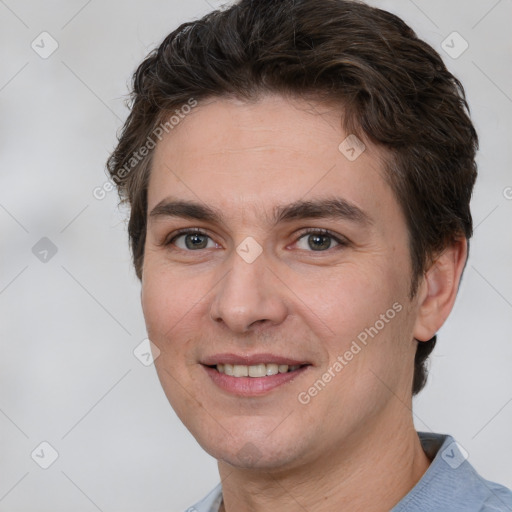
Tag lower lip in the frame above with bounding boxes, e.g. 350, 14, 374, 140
203, 365, 310, 396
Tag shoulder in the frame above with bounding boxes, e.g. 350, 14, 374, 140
392, 432, 512, 512
477, 478, 512, 511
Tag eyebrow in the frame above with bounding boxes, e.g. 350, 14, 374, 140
148, 197, 372, 227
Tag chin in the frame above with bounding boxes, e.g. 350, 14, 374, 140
215, 445, 300, 471
192, 422, 308, 471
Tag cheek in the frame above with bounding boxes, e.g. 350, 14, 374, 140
306, 260, 411, 384
141, 260, 217, 381
141, 263, 195, 346
142, 268, 203, 404
141, 275, 169, 339
309, 263, 399, 333
143, 248, 195, 305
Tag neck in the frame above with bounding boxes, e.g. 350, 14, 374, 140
217, 409, 431, 512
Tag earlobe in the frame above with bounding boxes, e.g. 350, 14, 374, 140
413, 238, 468, 342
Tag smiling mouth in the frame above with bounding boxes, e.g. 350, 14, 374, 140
208, 363, 310, 377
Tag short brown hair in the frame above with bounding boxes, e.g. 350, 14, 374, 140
107, 0, 478, 395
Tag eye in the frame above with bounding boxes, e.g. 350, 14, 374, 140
295, 229, 347, 251
166, 229, 218, 250
164, 228, 347, 253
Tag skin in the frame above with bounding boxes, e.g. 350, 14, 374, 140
141, 94, 467, 511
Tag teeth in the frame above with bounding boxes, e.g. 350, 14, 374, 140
233, 364, 249, 377
249, 364, 266, 377
215, 363, 303, 377
266, 363, 279, 376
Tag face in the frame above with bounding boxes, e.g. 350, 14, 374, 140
141, 94, 422, 471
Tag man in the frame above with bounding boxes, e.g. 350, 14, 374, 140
107, 0, 512, 510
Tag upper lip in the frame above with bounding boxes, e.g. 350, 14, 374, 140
201, 353, 311, 366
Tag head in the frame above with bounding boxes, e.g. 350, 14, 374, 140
107, 0, 477, 470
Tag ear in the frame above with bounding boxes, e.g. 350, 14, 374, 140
413, 238, 468, 342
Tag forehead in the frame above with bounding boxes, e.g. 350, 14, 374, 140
148, 94, 398, 226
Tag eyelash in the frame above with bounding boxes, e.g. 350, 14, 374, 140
165, 228, 348, 251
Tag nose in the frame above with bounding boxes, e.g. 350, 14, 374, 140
209, 246, 289, 334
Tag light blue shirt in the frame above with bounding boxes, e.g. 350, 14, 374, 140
185, 432, 512, 511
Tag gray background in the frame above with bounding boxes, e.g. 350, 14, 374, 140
0, 0, 511, 511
